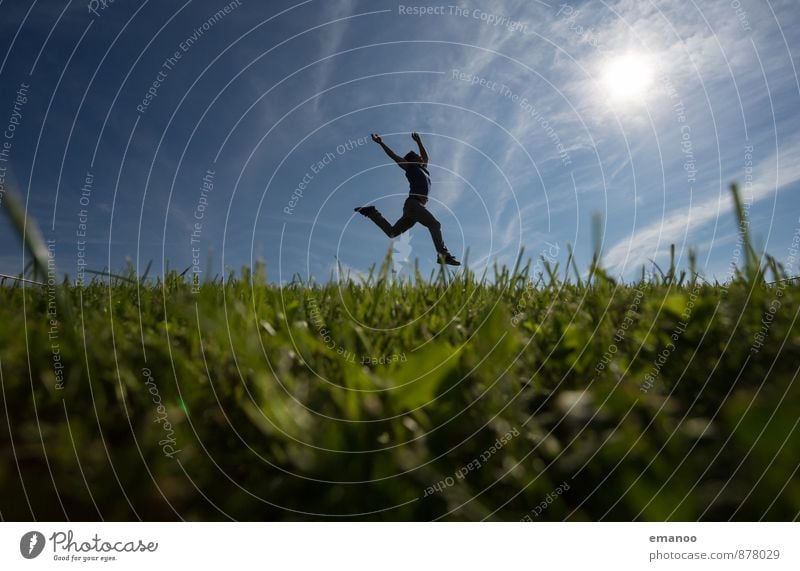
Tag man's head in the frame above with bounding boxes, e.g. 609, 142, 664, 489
404, 151, 422, 164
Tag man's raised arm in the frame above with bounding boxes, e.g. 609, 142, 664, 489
411, 132, 428, 167
371, 133, 406, 168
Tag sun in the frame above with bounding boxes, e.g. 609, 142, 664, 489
601, 53, 655, 102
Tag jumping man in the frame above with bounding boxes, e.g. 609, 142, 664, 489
354, 132, 460, 266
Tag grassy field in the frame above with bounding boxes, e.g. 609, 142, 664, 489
1, 189, 799, 521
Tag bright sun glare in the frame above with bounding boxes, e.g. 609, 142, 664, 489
601, 53, 655, 102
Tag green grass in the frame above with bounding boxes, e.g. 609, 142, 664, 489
1, 185, 799, 520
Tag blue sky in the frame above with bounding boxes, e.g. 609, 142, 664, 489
1, 0, 799, 283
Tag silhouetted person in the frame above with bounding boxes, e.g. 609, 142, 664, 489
354, 132, 460, 266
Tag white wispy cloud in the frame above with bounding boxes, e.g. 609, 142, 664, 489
309, 0, 356, 115
603, 137, 800, 274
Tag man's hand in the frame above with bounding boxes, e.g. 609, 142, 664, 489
411, 132, 421, 143
371, 133, 382, 144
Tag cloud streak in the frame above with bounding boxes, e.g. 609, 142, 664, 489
603, 137, 800, 274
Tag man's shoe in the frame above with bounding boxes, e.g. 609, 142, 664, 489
354, 206, 377, 216
437, 253, 461, 266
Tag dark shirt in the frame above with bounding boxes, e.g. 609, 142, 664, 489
404, 164, 430, 201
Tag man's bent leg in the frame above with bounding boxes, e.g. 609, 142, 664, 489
365, 208, 414, 238
390, 215, 415, 237
405, 199, 449, 254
